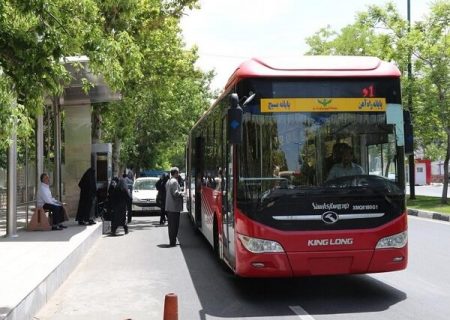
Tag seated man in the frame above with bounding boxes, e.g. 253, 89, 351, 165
327, 144, 364, 181
37, 173, 67, 230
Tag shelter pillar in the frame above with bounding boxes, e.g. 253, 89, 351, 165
63, 104, 92, 217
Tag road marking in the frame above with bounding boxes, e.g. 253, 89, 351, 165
289, 305, 316, 319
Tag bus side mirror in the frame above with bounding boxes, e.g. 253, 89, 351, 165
403, 110, 414, 155
228, 93, 243, 144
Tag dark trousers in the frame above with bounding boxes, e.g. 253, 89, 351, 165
127, 202, 132, 223
159, 205, 167, 224
43, 203, 64, 225
167, 211, 180, 246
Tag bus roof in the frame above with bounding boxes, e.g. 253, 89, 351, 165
225, 56, 401, 91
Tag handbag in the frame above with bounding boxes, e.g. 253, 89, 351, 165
102, 220, 111, 234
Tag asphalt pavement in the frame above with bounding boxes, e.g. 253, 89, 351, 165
34, 213, 450, 320
34, 214, 207, 320
2, 184, 449, 319
406, 183, 450, 197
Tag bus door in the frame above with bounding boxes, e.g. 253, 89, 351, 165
221, 119, 236, 268
194, 136, 204, 228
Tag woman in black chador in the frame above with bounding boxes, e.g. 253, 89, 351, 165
156, 172, 169, 225
109, 177, 131, 235
76, 167, 97, 225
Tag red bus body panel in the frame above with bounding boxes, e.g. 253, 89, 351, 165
234, 211, 407, 277
225, 56, 400, 91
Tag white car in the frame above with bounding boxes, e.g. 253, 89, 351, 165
132, 177, 160, 213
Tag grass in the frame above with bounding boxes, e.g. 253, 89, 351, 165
407, 195, 450, 215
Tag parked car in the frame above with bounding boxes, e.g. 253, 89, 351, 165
132, 177, 160, 213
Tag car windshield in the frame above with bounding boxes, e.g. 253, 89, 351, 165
134, 179, 157, 190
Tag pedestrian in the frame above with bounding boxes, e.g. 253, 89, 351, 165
37, 173, 67, 230
122, 172, 133, 223
76, 167, 97, 225
109, 176, 131, 236
156, 172, 169, 225
165, 167, 184, 246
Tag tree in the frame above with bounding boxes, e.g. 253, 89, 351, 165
410, 1, 450, 202
1, 0, 210, 177
305, 1, 450, 203
88, 0, 212, 174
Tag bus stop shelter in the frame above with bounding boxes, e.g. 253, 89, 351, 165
1, 56, 120, 237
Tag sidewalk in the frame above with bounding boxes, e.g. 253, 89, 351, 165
0, 220, 102, 320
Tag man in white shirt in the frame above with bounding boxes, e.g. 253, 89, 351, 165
37, 173, 66, 230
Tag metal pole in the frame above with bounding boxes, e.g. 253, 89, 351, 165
36, 115, 44, 183
25, 145, 29, 227
407, 0, 416, 199
6, 101, 18, 237
53, 97, 62, 201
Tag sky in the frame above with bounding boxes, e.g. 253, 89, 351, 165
181, 0, 431, 91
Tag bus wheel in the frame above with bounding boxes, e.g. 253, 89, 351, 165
213, 215, 220, 260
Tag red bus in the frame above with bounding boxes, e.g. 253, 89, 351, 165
186, 56, 409, 277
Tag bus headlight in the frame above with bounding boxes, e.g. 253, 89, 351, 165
376, 231, 408, 249
238, 234, 284, 253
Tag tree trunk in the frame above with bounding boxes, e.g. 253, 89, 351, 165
112, 136, 121, 178
92, 106, 102, 144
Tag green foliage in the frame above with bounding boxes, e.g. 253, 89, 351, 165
407, 195, 450, 215
305, 0, 450, 202
1, 0, 208, 173
305, 1, 450, 158
92, 0, 211, 171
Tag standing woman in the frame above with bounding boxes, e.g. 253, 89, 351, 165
76, 167, 97, 225
165, 167, 184, 246
156, 172, 169, 225
110, 177, 131, 235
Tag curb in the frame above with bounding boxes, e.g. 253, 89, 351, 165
407, 209, 450, 222
4, 223, 103, 320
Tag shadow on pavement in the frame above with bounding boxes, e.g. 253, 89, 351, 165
177, 213, 407, 319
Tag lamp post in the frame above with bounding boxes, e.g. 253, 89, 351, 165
407, 0, 416, 199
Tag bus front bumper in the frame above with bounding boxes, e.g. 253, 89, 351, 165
234, 242, 407, 277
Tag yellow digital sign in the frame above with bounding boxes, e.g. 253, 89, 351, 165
260, 98, 386, 113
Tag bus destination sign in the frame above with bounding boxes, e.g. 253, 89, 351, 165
260, 98, 386, 113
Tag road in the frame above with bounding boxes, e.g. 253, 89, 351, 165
407, 184, 450, 197
35, 214, 450, 320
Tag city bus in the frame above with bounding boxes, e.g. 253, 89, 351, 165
186, 56, 410, 277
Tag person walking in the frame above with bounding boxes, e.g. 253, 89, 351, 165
122, 172, 133, 223
156, 172, 169, 225
109, 176, 131, 236
165, 167, 184, 246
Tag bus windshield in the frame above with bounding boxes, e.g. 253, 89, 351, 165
238, 111, 399, 187
236, 78, 405, 231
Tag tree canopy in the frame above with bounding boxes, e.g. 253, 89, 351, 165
305, 0, 450, 202
0, 0, 213, 173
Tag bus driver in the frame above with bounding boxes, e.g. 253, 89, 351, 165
326, 143, 364, 181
